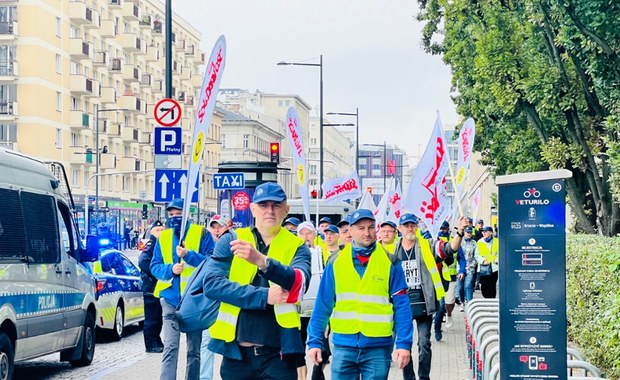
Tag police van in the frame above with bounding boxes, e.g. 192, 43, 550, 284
0, 147, 98, 379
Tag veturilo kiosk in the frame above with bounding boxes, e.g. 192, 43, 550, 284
497, 169, 572, 380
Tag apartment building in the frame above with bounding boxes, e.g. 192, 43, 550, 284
0, 0, 219, 231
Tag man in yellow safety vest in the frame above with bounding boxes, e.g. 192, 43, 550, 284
307, 209, 413, 379
204, 182, 311, 380
150, 198, 215, 380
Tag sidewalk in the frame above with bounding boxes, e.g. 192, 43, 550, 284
100, 305, 471, 380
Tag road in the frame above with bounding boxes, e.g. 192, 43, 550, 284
14, 325, 148, 380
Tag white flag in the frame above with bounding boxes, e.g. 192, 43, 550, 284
358, 188, 377, 212
454, 118, 476, 199
403, 113, 451, 240
180, 35, 226, 239
471, 187, 482, 221
387, 182, 404, 225
286, 107, 311, 222
322, 171, 362, 205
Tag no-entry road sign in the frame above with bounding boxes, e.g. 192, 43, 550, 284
154, 98, 182, 126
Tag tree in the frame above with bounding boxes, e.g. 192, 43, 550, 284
416, 0, 620, 235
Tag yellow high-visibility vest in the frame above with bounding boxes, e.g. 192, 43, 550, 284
381, 240, 397, 255
416, 230, 446, 300
153, 224, 203, 298
210, 227, 304, 343
438, 235, 452, 281
330, 244, 394, 337
477, 238, 499, 263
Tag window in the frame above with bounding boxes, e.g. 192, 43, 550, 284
311, 138, 317, 146
57, 200, 78, 259
56, 17, 61, 37
21, 192, 60, 263
54, 54, 61, 73
71, 169, 79, 187
243, 134, 249, 148
56, 92, 62, 111
309, 164, 317, 175
70, 26, 79, 39
0, 188, 27, 260
220, 134, 225, 148
71, 132, 80, 147
71, 97, 79, 111
70, 62, 80, 75
55, 128, 62, 148
0, 124, 16, 142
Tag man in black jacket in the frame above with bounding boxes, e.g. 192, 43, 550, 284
138, 221, 165, 353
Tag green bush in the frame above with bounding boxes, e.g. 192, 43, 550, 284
567, 234, 620, 379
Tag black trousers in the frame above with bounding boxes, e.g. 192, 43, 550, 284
142, 293, 163, 349
480, 271, 498, 298
220, 346, 297, 380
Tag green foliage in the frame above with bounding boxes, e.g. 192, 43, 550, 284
416, 0, 620, 235
567, 234, 620, 379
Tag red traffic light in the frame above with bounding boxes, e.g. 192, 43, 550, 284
311, 189, 318, 199
270, 142, 280, 163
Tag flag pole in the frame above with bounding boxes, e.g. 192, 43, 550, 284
438, 112, 464, 218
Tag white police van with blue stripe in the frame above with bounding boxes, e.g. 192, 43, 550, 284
0, 147, 98, 380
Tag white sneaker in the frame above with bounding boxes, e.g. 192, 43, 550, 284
459, 304, 465, 312
445, 316, 454, 329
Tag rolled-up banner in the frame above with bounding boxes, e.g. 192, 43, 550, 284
180, 35, 226, 240
286, 107, 311, 222
455, 118, 475, 202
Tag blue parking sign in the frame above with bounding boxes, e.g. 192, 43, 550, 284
154, 127, 182, 155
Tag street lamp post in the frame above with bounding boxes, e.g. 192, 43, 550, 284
94, 106, 128, 211
277, 55, 324, 194
326, 108, 359, 174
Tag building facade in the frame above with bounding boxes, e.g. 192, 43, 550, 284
359, 143, 407, 203
0, 0, 219, 234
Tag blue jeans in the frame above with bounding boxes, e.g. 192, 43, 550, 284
160, 299, 202, 380
434, 298, 445, 333
331, 345, 391, 380
403, 315, 433, 380
200, 329, 214, 380
464, 271, 476, 302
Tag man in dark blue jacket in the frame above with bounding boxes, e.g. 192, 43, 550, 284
138, 221, 164, 353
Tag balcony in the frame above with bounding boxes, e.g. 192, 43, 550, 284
103, 122, 122, 137
68, 1, 89, 25
69, 39, 90, 59
151, 79, 163, 93
119, 95, 144, 113
180, 67, 191, 80
109, 57, 122, 72
100, 86, 117, 104
70, 74, 98, 96
83, 8, 100, 28
0, 21, 17, 39
100, 153, 117, 169
122, 64, 140, 83
70, 147, 94, 165
119, 156, 141, 171
92, 51, 108, 66
145, 46, 159, 62
139, 15, 151, 28
120, 33, 142, 52
191, 73, 202, 89
139, 131, 151, 145
121, 127, 138, 142
0, 62, 18, 80
0, 102, 17, 119
175, 39, 186, 51
152, 20, 163, 37
121, 2, 140, 21
69, 110, 91, 130
109, 0, 122, 8
100, 19, 117, 38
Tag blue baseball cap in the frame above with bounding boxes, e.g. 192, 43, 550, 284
467, 217, 473, 223
482, 225, 494, 232
399, 213, 419, 225
464, 226, 473, 233
319, 216, 332, 225
349, 209, 375, 225
337, 215, 350, 227
283, 217, 301, 226
440, 220, 450, 229
252, 182, 287, 203
380, 221, 397, 229
324, 225, 339, 234
166, 198, 184, 210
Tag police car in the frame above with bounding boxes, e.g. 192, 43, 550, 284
85, 238, 144, 341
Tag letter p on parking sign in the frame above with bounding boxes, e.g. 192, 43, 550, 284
154, 127, 182, 155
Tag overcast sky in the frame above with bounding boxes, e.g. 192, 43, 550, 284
170, 0, 458, 160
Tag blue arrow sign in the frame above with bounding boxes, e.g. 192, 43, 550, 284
154, 127, 182, 155
213, 172, 245, 190
154, 169, 199, 202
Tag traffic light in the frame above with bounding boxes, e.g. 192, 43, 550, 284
142, 204, 148, 219
270, 142, 280, 163
311, 189, 318, 199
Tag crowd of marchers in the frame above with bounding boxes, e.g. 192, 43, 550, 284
137, 181, 500, 380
